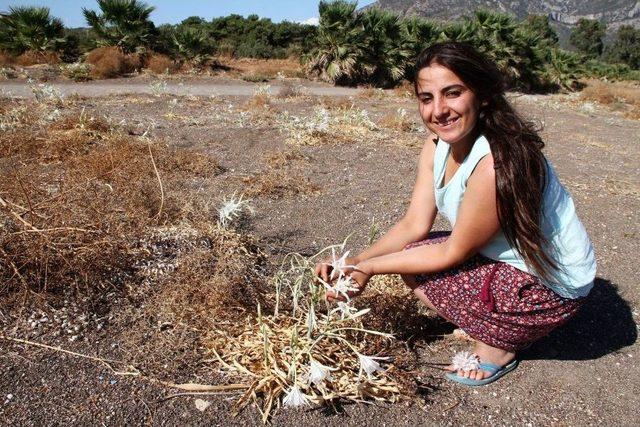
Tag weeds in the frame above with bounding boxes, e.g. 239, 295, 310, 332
146, 53, 175, 74
241, 73, 271, 83
149, 80, 168, 97
0, 101, 222, 302
379, 108, 418, 132
207, 243, 411, 423
277, 105, 382, 146
277, 81, 310, 99
60, 62, 92, 82
28, 79, 63, 104
358, 87, 387, 100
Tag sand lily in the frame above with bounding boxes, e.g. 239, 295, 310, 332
451, 351, 480, 372
308, 359, 337, 386
357, 354, 390, 379
329, 275, 360, 301
329, 249, 355, 280
331, 301, 358, 320
218, 192, 253, 228
282, 384, 310, 408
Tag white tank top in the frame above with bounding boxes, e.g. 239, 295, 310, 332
433, 135, 596, 298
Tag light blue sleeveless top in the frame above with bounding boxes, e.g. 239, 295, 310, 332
433, 135, 596, 298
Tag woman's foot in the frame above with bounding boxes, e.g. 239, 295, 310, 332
446, 341, 515, 381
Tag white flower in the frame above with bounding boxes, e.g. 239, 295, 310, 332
307, 359, 337, 386
329, 275, 360, 301
357, 354, 390, 379
329, 248, 354, 280
282, 384, 310, 408
218, 193, 253, 227
451, 351, 480, 372
330, 301, 358, 320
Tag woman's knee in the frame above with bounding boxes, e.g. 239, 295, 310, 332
401, 274, 438, 312
400, 273, 418, 289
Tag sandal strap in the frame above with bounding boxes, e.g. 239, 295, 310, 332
477, 362, 501, 375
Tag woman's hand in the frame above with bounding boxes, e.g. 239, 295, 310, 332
325, 261, 374, 303
314, 256, 360, 284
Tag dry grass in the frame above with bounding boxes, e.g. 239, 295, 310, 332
379, 108, 415, 132
315, 96, 355, 111
358, 87, 387, 100
581, 79, 640, 107
15, 50, 60, 66
0, 51, 14, 66
276, 81, 310, 99
216, 56, 304, 79
0, 101, 224, 304
277, 104, 382, 146
85, 47, 140, 79
242, 149, 319, 198
146, 53, 176, 75
392, 80, 415, 99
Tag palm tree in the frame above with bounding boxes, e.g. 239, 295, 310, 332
543, 48, 582, 91
360, 8, 412, 87
402, 16, 441, 79
305, 1, 369, 85
172, 26, 214, 66
0, 6, 65, 55
83, 0, 156, 53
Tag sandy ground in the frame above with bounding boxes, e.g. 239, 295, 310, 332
1, 77, 639, 426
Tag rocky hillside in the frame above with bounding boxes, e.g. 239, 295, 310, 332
366, 0, 640, 44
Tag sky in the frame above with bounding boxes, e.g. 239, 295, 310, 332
0, 0, 377, 28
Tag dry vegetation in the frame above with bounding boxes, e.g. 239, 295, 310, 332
0, 50, 13, 67
215, 56, 304, 81
7, 81, 635, 422
0, 86, 439, 421
85, 46, 141, 79
580, 78, 640, 119
242, 149, 320, 198
0, 96, 225, 303
146, 53, 176, 75
15, 50, 61, 66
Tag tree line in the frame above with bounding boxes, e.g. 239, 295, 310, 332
0, 0, 638, 91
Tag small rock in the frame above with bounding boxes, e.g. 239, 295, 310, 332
195, 399, 211, 412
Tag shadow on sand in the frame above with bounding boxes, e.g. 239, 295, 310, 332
522, 277, 637, 361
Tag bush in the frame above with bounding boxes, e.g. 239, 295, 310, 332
85, 46, 139, 79
60, 62, 92, 82
0, 51, 14, 66
146, 53, 175, 74
15, 50, 60, 66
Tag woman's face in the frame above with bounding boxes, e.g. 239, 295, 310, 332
415, 63, 481, 147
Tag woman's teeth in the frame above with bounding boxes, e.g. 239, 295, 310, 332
438, 117, 459, 126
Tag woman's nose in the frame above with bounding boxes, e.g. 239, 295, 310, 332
433, 96, 448, 117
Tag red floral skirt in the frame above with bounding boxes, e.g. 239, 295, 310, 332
405, 232, 584, 352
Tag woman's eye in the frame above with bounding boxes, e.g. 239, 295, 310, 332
420, 97, 432, 104
446, 90, 461, 97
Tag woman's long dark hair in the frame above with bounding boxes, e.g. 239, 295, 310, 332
414, 42, 557, 280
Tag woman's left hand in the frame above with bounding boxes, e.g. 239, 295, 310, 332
326, 261, 373, 302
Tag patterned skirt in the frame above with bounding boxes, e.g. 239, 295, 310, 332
405, 232, 585, 352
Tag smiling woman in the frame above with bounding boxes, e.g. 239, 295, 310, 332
316, 42, 596, 387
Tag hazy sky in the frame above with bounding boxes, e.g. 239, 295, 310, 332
0, 0, 377, 27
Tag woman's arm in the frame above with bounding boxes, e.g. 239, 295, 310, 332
351, 138, 439, 264
359, 154, 500, 277
316, 137, 438, 283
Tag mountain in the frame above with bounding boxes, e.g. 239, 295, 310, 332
364, 1, 640, 45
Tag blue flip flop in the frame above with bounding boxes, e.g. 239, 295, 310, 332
445, 359, 519, 386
